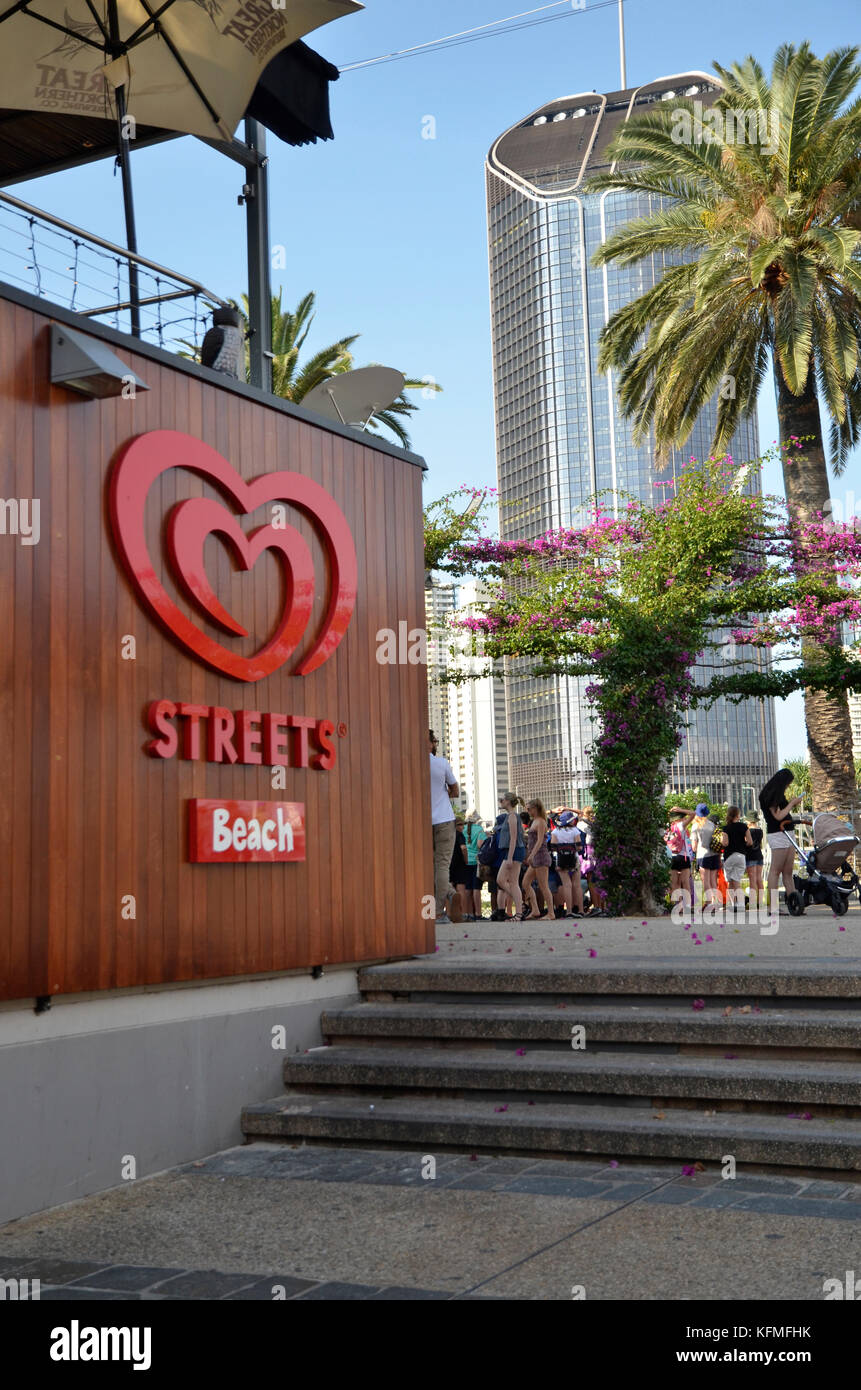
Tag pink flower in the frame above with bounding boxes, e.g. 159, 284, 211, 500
494, 1105, 509, 1113
692, 999, 705, 1010
608, 1160, 619, 1169
588, 949, 597, 957
515, 1048, 526, 1056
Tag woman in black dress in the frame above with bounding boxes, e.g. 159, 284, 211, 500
759, 770, 803, 912
449, 817, 472, 920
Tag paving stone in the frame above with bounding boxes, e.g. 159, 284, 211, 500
590, 1165, 675, 1182
471, 1158, 543, 1175
690, 1188, 747, 1209
22, 1259, 114, 1285
447, 1173, 511, 1191
643, 1186, 701, 1205
596, 1182, 656, 1201
295, 1281, 380, 1300
371, 1286, 453, 1300
729, 1176, 807, 1195
0, 1259, 40, 1277
154, 1270, 259, 1298
504, 1176, 614, 1199
355, 1171, 436, 1188
735, 1196, 861, 1221
41, 1287, 137, 1300
223, 1276, 318, 1300
433, 1156, 495, 1176
519, 1158, 617, 1178
797, 1182, 850, 1199
66, 1265, 184, 1292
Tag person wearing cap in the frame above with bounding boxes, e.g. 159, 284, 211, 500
690, 801, 723, 905
551, 810, 583, 916
462, 811, 487, 920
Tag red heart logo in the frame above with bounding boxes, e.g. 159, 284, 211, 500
109, 430, 357, 682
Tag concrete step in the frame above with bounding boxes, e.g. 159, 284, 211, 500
358, 957, 861, 999
322, 1000, 861, 1050
241, 1093, 861, 1169
283, 1045, 861, 1107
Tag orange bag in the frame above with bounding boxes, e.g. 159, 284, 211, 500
716, 867, 729, 904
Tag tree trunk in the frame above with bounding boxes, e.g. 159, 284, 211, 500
775, 364, 857, 818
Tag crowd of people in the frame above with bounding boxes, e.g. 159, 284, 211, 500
665, 770, 807, 912
429, 730, 608, 924
430, 730, 812, 924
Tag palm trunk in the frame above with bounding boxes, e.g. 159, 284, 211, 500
775, 364, 857, 819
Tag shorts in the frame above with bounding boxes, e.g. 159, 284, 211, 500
745, 853, 763, 866
767, 832, 792, 850
670, 855, 690, 871
723, 853, 746, 881
496, 847, 526, 870
461, 866, 478, 892
698, 854, 721, 871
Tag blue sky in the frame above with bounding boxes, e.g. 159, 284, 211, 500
18, 0, 861, 757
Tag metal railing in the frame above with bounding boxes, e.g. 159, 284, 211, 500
0, 190, 229, 356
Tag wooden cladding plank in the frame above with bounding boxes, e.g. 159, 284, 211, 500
0, 297, 431, 1000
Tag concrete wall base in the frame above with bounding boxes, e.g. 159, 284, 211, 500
0, 969, 359, 1225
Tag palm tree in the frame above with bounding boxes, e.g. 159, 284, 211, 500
240, 289, 441, 449
586, 43, 861, 815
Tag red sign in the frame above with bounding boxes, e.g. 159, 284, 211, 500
147, 701, 337, 768
109, 431, 358, 683
188, 799, 306, 864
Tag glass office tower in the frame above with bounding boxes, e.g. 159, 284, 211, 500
486, 73, 778, 812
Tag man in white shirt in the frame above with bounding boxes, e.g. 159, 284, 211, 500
429, 730, 463, 924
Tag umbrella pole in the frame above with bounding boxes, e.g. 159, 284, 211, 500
106, 0, 140, 337
244, 117, 272, 391
115, 83, 141, 338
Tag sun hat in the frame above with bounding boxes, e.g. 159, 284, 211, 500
695, 802, 709, 815
559, 811, 575, 826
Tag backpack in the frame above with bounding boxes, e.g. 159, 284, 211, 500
665, 824, 686, 856
477, 831, 498, 867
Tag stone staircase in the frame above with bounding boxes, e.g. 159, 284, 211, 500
241, 957, 861, 1171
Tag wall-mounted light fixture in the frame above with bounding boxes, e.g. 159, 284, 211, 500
50, 324, 149, 399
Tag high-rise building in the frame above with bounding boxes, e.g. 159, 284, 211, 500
425, 575, 456, 755
485, 73, 778, 809
446, 580, 511, 820
425, 576, 510, 817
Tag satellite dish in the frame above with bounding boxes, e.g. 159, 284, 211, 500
302, 366, 406, 431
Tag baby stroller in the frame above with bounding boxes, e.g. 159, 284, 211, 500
785, 813, 860, 917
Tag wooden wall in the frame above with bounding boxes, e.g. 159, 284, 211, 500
0, 294, 433, 1000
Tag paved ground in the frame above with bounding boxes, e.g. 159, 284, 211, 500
5, 904, 858, 1302
3, 1144, 861, 1300
435, 899, 860, 958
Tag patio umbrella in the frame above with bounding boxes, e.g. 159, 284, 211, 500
0, 0, 360, 327
0, 1, 359, 140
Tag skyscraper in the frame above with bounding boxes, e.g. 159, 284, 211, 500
447, 581, 511, 820
485, 73, 778, 812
